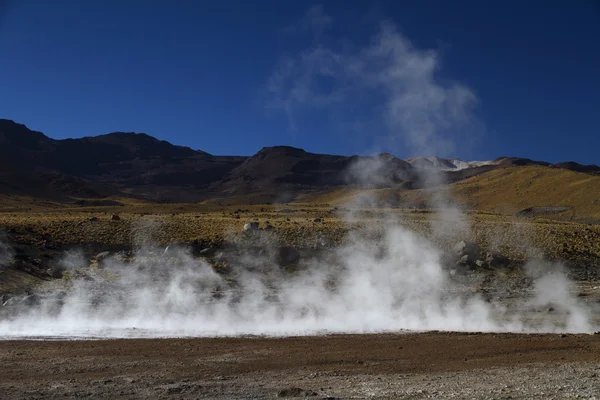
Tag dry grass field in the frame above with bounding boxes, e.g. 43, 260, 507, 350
312, 166, 600, 221
0, 199, 599, 264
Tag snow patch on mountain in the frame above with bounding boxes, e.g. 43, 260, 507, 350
405, 156, 499, 171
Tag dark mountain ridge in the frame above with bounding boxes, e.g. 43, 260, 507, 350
0, 119, 597, 203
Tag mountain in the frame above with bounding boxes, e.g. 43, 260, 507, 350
0, 119, 597, 204
551, 162, 600, 174
406, 156, 551, 171
218, 147, 415, 195
0, 119, 245, 202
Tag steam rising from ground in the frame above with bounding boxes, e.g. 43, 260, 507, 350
0, 6, 596, 338
0, 223, 596, 338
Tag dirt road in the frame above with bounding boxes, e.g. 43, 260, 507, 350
1, 332, 599, 399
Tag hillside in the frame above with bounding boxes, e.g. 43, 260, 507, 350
451, 166, 600, 221
311, 166, 600, 223
218, 147, 416, 195
0, 118, 598, 208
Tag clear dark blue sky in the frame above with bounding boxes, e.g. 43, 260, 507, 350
1, 0, 599, 164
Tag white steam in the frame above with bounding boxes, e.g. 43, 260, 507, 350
267, 6, 477, 237
267, 7, 479, 155
0, 6, 596, 339
0, 223, 595, 339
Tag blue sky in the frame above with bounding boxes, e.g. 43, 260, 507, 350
0, 0, 599, 164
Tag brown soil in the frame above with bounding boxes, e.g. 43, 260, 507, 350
1, 332, 599, 399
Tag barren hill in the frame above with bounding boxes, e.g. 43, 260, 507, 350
451, 166, 600, 221
218, 146, 416, 195
0, 119, 598, 209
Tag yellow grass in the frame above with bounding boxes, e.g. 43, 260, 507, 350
0, 202, 598, 263
1, 166, 599, 264
451, 166, 600, 220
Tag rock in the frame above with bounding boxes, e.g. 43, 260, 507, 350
276, 246, 301, 267
198, 248, 218, 257
95, 251, 110, 267
243, 222, 259, 232
453, 240, 481, 258
88, 216, 98, 222
475, 259, 485, 268
277, 387, 318, 397
95, 251, 110, 261
457, 255, 470, 265
453, 241, 481, 267
313, 218, 322, 223
484, 251, 511, 268
111, 214, 121, 221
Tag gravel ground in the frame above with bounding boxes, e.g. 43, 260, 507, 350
1, 333, 599, 399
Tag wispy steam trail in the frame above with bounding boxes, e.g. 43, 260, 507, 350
267, 8, 479, 157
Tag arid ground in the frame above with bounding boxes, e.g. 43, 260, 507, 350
1, 332, 600, 399
1, 201, 600, 399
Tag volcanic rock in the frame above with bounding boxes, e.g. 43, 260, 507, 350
453, 241, 481, 260
243, 222, 259, 232
484, 251, 511, 268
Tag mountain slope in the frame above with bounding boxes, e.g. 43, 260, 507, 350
306, 165, 600, 223
0, 119, 245, 201
0, 119, 597, 205
451, 166, 600, 220
218, 146, 416, 195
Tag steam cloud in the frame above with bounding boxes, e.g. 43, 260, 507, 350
0, 224, 595, 339
267, 5, 479, 156
0, 6, 596, 338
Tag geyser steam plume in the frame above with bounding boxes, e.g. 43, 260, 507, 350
0, 6, 597, 338
0, 223, 595, 338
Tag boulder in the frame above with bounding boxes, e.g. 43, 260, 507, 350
453, 240, 481, 260
111, 214, 121, 221
457, 255, 470, 265
484, 251, 511, 268
88, 216, 98, 222
243, 222, 260, 232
